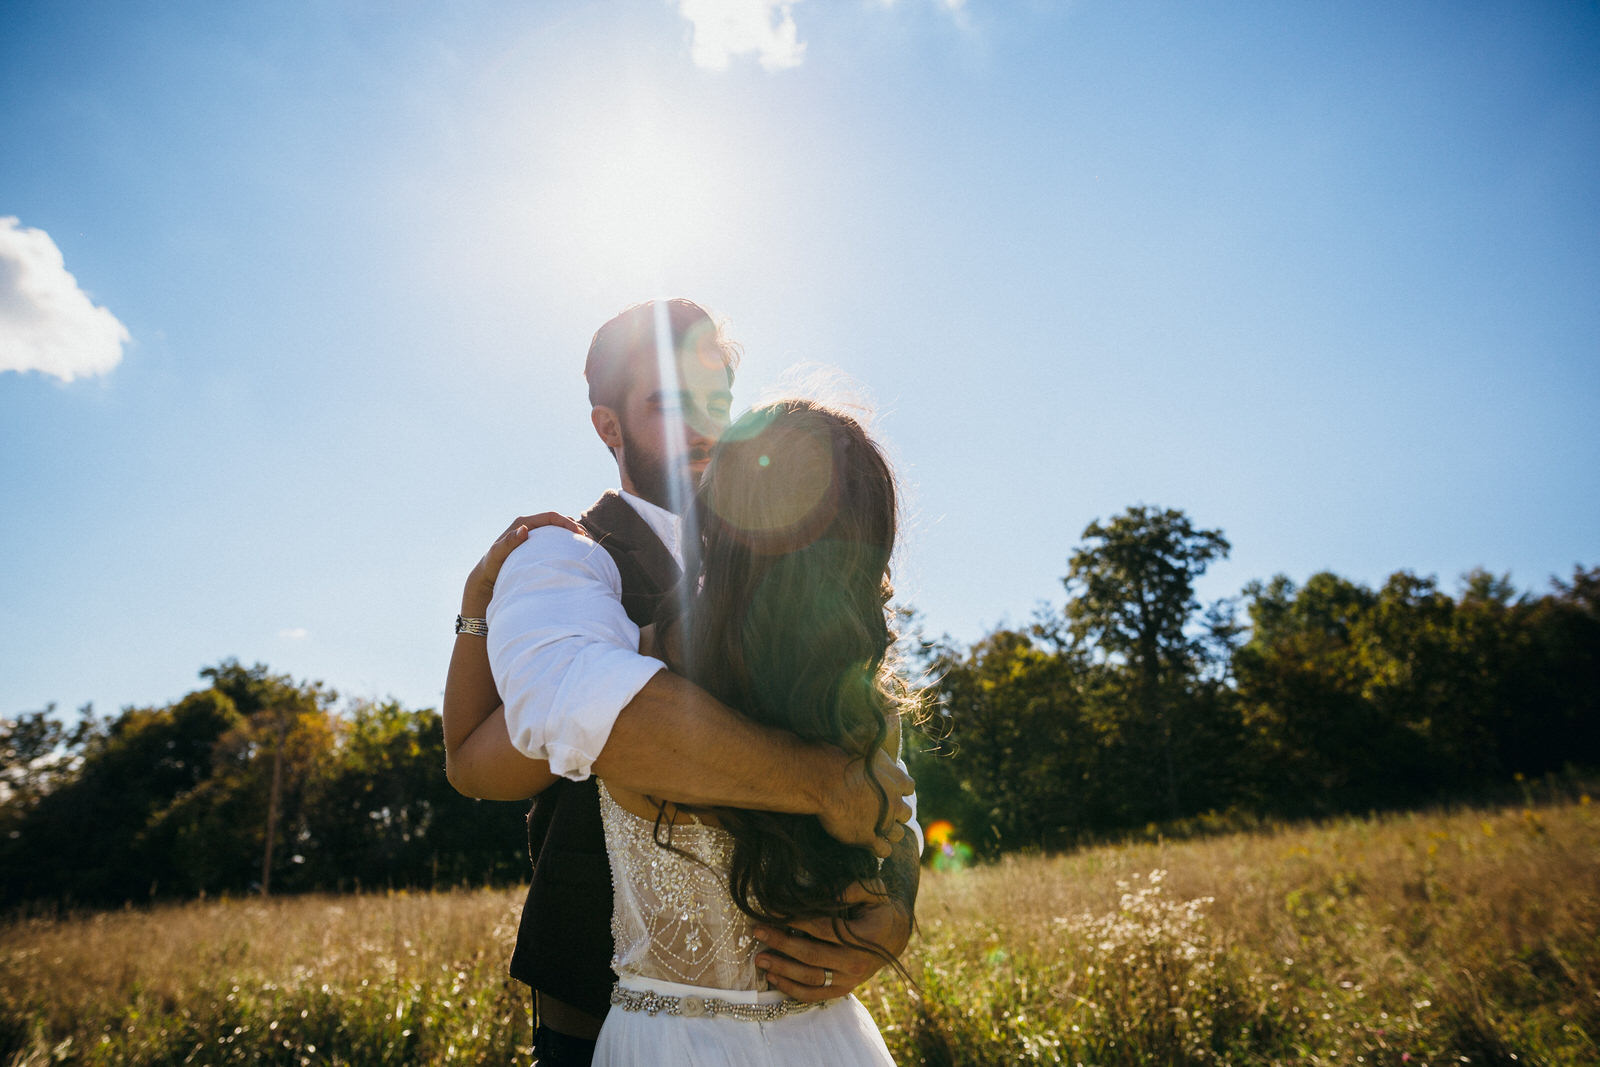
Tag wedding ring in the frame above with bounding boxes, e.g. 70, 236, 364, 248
822, 968, 834, 988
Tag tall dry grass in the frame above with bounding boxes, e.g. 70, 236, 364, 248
0, 888, 531, 1064
3, 794, 1597, 1065
874, 793, 1600, 1065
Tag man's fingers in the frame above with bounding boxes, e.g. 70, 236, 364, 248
873, 750, 914, 797
873, 798, 912, 845
869, 755, 913, 835
889, 798, 912, 831
819, 744, 917, 849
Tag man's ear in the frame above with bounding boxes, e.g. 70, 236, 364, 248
591, 406, 623, 453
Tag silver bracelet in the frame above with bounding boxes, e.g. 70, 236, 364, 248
454, 614, 488, 636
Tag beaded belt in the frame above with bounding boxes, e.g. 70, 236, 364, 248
610, 983, 827, 1022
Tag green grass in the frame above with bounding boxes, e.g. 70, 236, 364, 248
4, 794, 1596, 1065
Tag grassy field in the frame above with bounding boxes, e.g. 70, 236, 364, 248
3, 793, 1596, 1066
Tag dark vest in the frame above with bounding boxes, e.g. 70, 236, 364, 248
507, 491, 681, 1018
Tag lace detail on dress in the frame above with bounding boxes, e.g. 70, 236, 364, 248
598, 780, 764, 990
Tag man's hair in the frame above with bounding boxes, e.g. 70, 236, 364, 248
583, 299, 741, 411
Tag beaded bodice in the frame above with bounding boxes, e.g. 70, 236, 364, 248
597, 780, 764, 990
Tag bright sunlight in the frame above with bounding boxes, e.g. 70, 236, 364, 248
540, 94, 747, 290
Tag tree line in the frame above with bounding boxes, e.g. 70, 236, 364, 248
905, 506, 1599, 854
0, 663, 527, 908
2, 504, 1596, 906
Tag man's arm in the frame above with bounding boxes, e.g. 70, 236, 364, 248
595, 671, 912, 855
485, 526, 912, 853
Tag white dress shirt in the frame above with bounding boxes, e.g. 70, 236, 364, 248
487, 491, 674, 780
487, 490, 921, 847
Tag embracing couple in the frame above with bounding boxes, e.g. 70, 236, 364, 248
442, 299, 922, 1065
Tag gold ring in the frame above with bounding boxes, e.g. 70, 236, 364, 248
822, 968, 834, 988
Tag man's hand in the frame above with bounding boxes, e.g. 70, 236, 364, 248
751, 882, 912, 1003
816, 747, 914, 858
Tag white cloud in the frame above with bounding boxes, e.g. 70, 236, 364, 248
677, 0, 806, 71
0, 217, 129, 382
278, 627, 309, 640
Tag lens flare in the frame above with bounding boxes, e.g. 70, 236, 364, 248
931, 838, 974, 872
704, 410, 837, 553
653, 301, 699, 664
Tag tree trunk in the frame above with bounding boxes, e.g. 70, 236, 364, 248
261, 712, 286, 896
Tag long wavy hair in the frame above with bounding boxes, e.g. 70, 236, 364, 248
659, 398, 910, 934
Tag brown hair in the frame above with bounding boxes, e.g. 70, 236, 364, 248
583, 298, 741, 412
666, 399, 912, 939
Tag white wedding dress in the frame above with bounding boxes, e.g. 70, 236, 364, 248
592, 780, 897, 1066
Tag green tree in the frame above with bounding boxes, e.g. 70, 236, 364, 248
1, 690, 241, 904
1520, 566, 1600, 772
1234, 565, 1600, 815
148, 662, 337, 896
1063, 506, 1231, 818
1235, 572, 1392, 811
0, 704, 98, 814
300, 700, 527, 891
918, 628, 1095, 853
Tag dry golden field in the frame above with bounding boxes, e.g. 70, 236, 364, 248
3, 793, 1597, 1065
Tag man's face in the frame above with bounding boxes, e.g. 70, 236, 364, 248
616, 340, 733, 513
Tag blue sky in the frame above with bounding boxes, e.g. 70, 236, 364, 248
3, 0, 1597, 721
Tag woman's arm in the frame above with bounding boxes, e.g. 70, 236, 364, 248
442, 513, 582, 800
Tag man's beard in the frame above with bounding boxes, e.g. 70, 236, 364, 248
621, 424, 698, 514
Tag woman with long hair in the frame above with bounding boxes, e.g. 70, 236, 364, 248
451, 399, 911, 1064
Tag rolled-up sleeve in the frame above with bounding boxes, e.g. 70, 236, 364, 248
486, 528, 667, 780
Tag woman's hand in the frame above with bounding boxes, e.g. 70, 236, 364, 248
462, 512, 585, 614
445, 510, 581, 803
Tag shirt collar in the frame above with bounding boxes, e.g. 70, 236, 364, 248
617, 489, 684, 566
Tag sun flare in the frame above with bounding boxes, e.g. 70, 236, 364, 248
544, 98, 740, 286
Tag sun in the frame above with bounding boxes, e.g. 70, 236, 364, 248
540, 94, 744, 290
